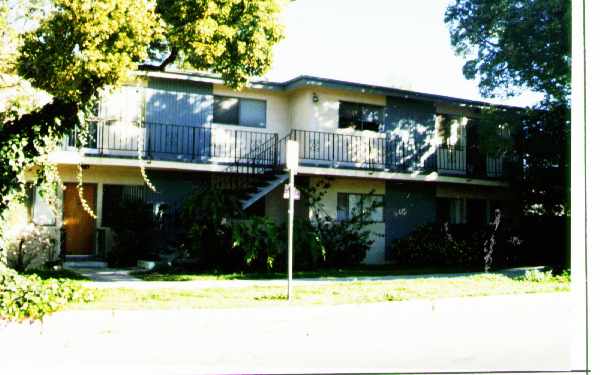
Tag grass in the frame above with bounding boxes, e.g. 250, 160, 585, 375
131, 265, 473, 282
70, 273, 570, 310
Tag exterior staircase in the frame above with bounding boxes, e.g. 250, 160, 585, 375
240, 172, 288, 209
223, 132, 291, 210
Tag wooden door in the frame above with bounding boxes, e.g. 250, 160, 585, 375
63, 183, 97, 255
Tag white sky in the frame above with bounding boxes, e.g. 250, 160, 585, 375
264, 0, 544, 107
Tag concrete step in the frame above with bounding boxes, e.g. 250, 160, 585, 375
64, 260, 108, 269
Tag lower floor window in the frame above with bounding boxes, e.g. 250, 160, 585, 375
438, 197, 508, 225
28, 186, 56, 226
449, 198, 467, 224
337, 192, 384, 222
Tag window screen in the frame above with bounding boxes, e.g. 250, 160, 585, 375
240, 99, 267, 128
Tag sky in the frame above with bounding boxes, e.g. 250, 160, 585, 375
263, 0, 544, 107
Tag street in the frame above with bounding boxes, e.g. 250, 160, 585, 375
1, 292, 573, 374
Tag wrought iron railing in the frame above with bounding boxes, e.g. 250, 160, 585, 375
65, 120, 278, 164
278, 129, 504, 179
65, 122, 505, 179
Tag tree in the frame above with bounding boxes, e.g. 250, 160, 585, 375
445, 0, 570, 216
445, 0, 570, 104
0, 0, 284, 215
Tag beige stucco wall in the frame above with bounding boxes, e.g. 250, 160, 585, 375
51, 165, 146, 185
309, 176, 386, 264
213, 84, 290, 137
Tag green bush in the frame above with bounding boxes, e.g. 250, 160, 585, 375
288, 218, 324, 271
107, 199, 161, 267
519, 269, 570, 283
317, 219, 374, 267
181, 186, 241, 271
0, 266, 93, 321
391, 224, 482, 269
301, 179, 380, 268
232, 217, 282, 272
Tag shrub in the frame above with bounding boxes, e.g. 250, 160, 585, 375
180, 186, 241, 271
0, 266, 93, 321
392, 222, 525, 270
302, 179, 381, 268
392, 223, 482, 269
316, 219, 374, 267
107, 199, 161, 267
287, 218, 325, 271
2, 224, 59, 272
518, 268, 570, 283
232, 217, 282, 272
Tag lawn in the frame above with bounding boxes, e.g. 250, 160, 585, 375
71, 273, 570, 310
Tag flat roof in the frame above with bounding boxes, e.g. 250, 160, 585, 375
138, 70, 523, 110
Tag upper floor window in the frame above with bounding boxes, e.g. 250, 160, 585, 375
213, 96, 267, 128
339, 101, 384, 132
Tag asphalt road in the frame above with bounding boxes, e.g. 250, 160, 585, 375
1, 292, 574, 374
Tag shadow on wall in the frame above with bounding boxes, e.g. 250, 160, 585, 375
144, 83, 213, 161
385, 98, 437, 172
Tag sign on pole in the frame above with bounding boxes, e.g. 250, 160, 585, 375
283, 184, 300, 200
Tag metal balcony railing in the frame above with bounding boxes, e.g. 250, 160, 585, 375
65, 120, 278, 165
65, 122, 506, 179
281, 129, 505, 179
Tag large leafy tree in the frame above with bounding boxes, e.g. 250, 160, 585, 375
0, 0, 284, 213
445, 0, 570, 216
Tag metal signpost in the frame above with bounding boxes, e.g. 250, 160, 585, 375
285, 140, 299, 301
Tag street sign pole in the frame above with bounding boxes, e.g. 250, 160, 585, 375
286, 140, 299, 301
287, 170, 294, 301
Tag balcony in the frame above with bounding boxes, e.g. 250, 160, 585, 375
64, 121, 506, 179
283, 129, 505, 179
64, 120, 278, 165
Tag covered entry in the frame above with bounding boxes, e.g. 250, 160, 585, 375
63, 183, 97, 255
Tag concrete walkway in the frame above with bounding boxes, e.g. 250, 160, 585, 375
67, 266, 548, 290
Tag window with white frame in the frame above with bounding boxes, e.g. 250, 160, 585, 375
336, 193, 384, 222
30, 186, 56, 226
213, 96, 267, 128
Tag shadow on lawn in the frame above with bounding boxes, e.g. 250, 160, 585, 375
130, 265, 488, 282
22, 269, 91, 281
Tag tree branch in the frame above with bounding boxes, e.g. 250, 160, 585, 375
138, 48, 178, 71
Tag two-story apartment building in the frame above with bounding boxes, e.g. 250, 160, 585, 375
29, 70, 517, 264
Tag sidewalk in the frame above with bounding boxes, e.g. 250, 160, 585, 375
70, 266, 547, 290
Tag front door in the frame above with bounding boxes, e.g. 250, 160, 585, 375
63, 183, 97, 255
